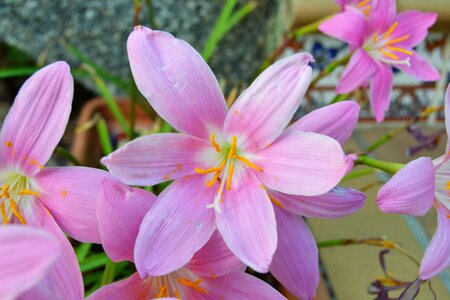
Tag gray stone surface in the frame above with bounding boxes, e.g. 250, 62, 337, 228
0, 0, 284, 94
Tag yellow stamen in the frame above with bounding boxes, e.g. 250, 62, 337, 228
269, 195, 284, 208
18, 190, 41, 198
384, 22, 398, 39
178, 278, 208, 294
362, 6, 371, 16
356, 0, 370, 8
379, 47, 399, 60
205, 160, 226, 187
0, 202, 8, 224
386, 45, 413, 55
196, 166, 221, 174
210, 134, 221, 153
233, 155, 263, 172
226, 163, 234, 190
10, 199, 26, 224
175, 290, 181, 299
372, 33, 378, 43
0, 185, 10, 199
385, 34, 410, 45
156, 285, 169, 298
228, 136, 237, 159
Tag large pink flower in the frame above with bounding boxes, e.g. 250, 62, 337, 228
376, 85, 450, 280
102, 26, 353, 278
320, 0, 440, 122
0, 62, 111, 298
89, 179, 285, 300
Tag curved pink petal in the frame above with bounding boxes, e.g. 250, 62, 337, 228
395, 50, 440, 82
377, 157, 435, 216
186, 230, 244, 278
288, 101, 360, 145
253, 131, 348, 196
87, 272, 146, 300
223, 53, 313, 151
270, 206, 318, 300
0, 62, 73, 176
336, 48, 377, 94
35, 166, 111, 243
101, 133, 212, 186
24, 202, 84, 300
127, 26, 227, 139
319, 11, 367, 46
98, 178, 156, 262
392, 11, 437, 48
419, 206, 450, 280
435, 159, 450, 210
0, 226, 59, 300
445, 85, 450, 152
216, 165, 277, 273
203, 271, 285, 300
134, 175, 216, 277
270, 186, 366, 218
368, 0, 396, 35
369, 63, 393, 123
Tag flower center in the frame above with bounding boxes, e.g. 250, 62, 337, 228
365, 21, 412, 66
0, 172, 40, 224
195, 134, 263, 212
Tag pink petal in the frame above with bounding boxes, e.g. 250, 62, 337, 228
186, 230, 244, 278
270, 206, 319, 300
0, 226, 59, 300
336, 48, 378, 94
24, 202, 84, 300
419, 206, 450, 280
86, 272, 146, 300
134, 175, 216, 277
98, 178, 156, 263
396, 50, 440, 82
288, 101, 360, 145
319, 11, 367, 46
269, 186, 366, 218
253, 131, 348, 196
377, 157, 435, 216
223, 53, 313, 151
35, 166, 111, 243
445, 85, 450, 152
0, 62, 73, 177
435, 159, 450, 211
127, 26, 227, 139
203, 271, 285, 300
367, 0, 396, 34
392, 11, 437, 48
101, 133, 211, 186
369, 63, 393, 123
216, 165, 277, 273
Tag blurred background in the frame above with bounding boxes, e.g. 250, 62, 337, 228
0, 0, 449, 299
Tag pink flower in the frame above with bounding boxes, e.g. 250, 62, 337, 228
0, 225, 59, 300
335, 0, 374, 15
320, 1, 440, 122
89, 179, 285, 300
376, 85, 450, 280
102, 26, 353, 288
0, 62, 111, 298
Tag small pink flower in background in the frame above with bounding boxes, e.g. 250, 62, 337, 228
0, 62, 112, 299
89, 179, 285, 300
320, 0, 440, 122
0, 225, 59, 300
335, 0, 374, 15
376, 84, 450, 281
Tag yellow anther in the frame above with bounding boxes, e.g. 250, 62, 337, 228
384, 21, 398, 39
234, 155, 263, 172
178, 278, 208, 294
362, 6, 371, 16
372, 33, 378, 43
386, 46, 413, 55
175, 290, 181, 299
4, 140, 13, 148
445, 181, 450, 190
228, 136, 237, 159
196, 166, 221, 174
226, 163, 234, 190
0, 185, 10, 199
269, 195, 284, 208
379, 47, 399, 60
385, 34, 410, 45
205, 160, 226, 187
356, 0, 370, 8
210, 134, 221, 153
0, 202, 8, 224
18, 190, 41, 198
156, 285, 169, 298
9, 199, 26, 224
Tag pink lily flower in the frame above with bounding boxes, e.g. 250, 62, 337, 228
89, 179, 285, 299
320, 1, 440, 122
102, 26, 352, 275
376, 85, 450, 280
0, 62, 111, 298
0, 225, 59, 300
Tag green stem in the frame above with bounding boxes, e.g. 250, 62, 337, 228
309, 54, 351, 90
330, 93, 352, 104
54, 146, 81, 166
144, 0, 158, 28
342, 168, 374, 181
356, 155, 404, 175
292, 14, 333, 38
96, 118, 114, 156
100, 259, 116, 286
76, 243, 92, 262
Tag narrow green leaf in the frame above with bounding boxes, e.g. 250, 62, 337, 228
76, 243, 92, 262
96, 118, 114, 156
80, 253, 109, 273
0, 67, 39, 79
